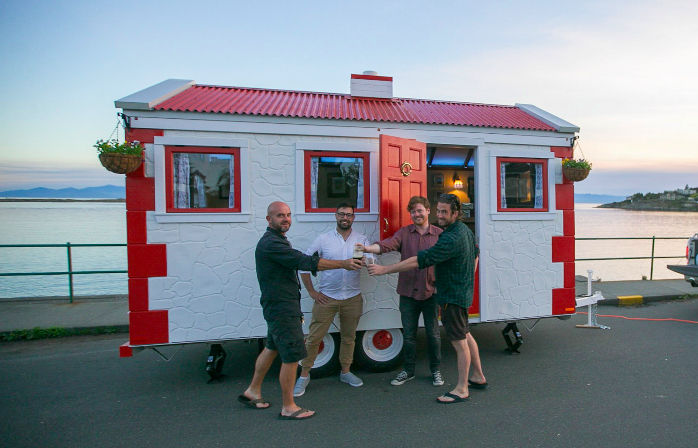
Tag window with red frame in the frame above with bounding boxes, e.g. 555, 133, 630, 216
165, 146, 241, 213
304, 151, 370, 212
496, 157, 548, 212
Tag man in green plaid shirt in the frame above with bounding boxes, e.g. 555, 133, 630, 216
368, 194, 488, 403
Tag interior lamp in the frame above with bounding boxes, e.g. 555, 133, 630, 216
453, 172, 463, 189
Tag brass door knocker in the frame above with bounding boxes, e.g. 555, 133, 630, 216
400, 161, 412, 177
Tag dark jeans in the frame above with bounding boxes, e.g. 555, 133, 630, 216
400, 295, 441, 375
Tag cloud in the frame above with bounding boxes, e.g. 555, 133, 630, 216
0, 161, 125, 190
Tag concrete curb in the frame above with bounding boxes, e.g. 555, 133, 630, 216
598, 294, 697, 307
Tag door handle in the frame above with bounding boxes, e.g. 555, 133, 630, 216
384, 218, 389, 232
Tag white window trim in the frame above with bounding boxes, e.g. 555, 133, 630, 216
152, 136, 250, 223
489, 149, 557, 221
294, 141, 379, 222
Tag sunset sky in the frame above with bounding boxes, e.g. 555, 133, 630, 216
0, 0, 696, 195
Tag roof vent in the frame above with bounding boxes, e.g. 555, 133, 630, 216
350, 71, 393, 99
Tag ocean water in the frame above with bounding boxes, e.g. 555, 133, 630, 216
0, 202, 695, 298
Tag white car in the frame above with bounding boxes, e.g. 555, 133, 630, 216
668, 233, 698, 287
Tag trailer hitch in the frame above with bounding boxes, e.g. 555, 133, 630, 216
205, 344, 227, 383
502, 322, 524, 354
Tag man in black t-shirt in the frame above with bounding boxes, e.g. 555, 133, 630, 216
238, 201, 361, 420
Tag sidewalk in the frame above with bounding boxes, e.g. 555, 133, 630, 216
1, 280, 696, 334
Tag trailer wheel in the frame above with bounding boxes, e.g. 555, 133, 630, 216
302, 333, 340, 378
354, 329, 404, 372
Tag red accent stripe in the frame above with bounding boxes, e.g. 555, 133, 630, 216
555, 183, 574, 210
129, 311, 169, 345
128, 278, 149, 312
351, 74, 393, 81
551, 146, 573, 159
552, 288, 576, 315
564, 262, 575, 288
552, 236, 575, 263
128, 244, 167, 278
126, 128, 164, 145
126, 177, 155, 211
119, 343, 133, 357
563, 210, 575, 236
126, 211, 147, 244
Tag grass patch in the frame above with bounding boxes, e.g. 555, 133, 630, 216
0, 326, 120, 342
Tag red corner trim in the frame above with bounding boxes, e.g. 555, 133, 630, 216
351, 74, 393, 82
128, 278, 149, 311
564, 262, 575, 288
552, 236, 575, 263
551, 146, 573, 159
126, 177, 155, 211
556, 183, 574, 210
126, 128, 164, 145
119, 343, 133, 357
552, 288, 576, 315
128, 244, 167, 278
129, 311, 169, 345
126, 211, 147, 244
563, 210, 575, 236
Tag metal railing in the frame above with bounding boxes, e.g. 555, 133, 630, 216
0, 243, 127, 302
575, 236, 687, 280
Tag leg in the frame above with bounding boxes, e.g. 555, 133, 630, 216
421, 296, 442, 374
448, 338, 470, 398
242, 347, 276, 408
337, 294, 363, 373
399, 296, 421, 376
279, 362, 314, 418
437, 304, 471, 402
299, 300, 339, 377
467, 333, 486, 384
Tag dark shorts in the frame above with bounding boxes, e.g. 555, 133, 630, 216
440, 303, 470, 341
265, 316, 307, 363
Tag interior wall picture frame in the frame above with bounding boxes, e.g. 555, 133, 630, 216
433, 189, 443, 204
327, 173, 349, 198
433, 173, 444, 187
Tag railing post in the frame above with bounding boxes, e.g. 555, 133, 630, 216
67, 242, 74, 303
650, 236, 656, 280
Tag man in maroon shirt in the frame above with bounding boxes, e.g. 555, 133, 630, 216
360, 196, 444, 386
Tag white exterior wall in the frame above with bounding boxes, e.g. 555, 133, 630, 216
142, 131, 401, 344
480, 143, 564, 321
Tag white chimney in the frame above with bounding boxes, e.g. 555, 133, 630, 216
350, 71, 393, 99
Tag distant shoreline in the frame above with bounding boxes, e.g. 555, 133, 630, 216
0, 198, 125, 203
598, 200, 698, 212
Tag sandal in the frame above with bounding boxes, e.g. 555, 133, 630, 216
237, 394, 270, 409
436, 392, 470, 404
278, 409, 315, 420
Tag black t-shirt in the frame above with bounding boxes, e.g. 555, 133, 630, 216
255, 227, 319, 321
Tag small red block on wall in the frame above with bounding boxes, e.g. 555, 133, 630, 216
552, 236, 575, 263
129, 310, 169, 345
128, 277, 149, 311
551, 146, 573, 159
126, 128, 163, 145
563, 210, 575, 236
119, 343, 133, 357
126, 211, 147, 244
552, 288, 576, 315
128, 244, 167, 278
556, 183, 574, 210
126, 177, 155, 211
564, 262, 575, 288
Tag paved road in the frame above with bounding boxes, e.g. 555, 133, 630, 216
1, 299, 697, 448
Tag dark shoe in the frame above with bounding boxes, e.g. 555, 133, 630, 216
391, 370, 415, 386
468, 379, 489, 390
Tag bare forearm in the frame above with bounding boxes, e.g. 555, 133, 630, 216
364, 243, 382, 254
300, 273, 315, 292
317, 258, 345, 271
383, 256, 418, 274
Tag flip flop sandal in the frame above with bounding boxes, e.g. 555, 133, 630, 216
468, 379, 490, 390
278, 409, 315, 420
237, 395, 270, 409
437, 392, 470, 404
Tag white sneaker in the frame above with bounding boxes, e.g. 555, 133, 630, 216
339, 371, 363, 387
432, 370, 444, 387
293, 375, 310, 397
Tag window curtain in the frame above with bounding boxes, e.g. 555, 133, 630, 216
310, 157, 319, 208
228, 157, 235, 208
500, 162, 507, 209
356, 158, 364, 209
194, 175, 206, 208
534, 163, 544, 209
173, 153, 190, 208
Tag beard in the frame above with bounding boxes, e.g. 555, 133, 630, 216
337, 220, 352, 230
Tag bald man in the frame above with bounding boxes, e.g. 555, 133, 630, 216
239, 201, 362, 420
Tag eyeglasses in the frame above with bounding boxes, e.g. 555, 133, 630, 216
336, 212, 355, 218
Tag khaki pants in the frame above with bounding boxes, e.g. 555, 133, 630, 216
300, 294, 363, 370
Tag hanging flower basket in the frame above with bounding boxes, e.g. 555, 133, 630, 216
562, 158, 592, 182
95, 139, 144, 175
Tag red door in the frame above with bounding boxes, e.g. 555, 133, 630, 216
379, 135, 427, 238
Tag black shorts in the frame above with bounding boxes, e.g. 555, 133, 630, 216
441, 303, 470, 341
265, 317, 307, 363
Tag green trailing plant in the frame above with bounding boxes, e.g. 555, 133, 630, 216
94, 139, 144, 156
562, 158, 592, 170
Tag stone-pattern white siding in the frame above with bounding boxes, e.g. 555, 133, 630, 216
144, 131, 401, 344
482, 144, 564, 321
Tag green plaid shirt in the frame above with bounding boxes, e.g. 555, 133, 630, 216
417, 220, 477, 308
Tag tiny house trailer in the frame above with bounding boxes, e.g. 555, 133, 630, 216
116, 73, 580, 375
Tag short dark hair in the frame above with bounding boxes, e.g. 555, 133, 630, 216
407, 196, 430, 212
437, 194, 461, 215
336, 202, 355, 212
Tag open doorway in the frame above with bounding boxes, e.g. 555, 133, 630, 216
425, 145, 476, 234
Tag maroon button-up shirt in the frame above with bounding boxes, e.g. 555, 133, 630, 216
375, 224, 442, 300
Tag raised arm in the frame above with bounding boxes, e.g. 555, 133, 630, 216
368, 256, 418, 276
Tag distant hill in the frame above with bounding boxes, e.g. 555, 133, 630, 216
575, 193, 626, 204
0, 185, 125, 199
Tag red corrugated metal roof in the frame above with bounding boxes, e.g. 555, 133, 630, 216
154, 85, 556, 131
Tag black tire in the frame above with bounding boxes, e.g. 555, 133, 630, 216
301, 333, 340, 378
353, 329, 404, 372
690, 279, 698, 287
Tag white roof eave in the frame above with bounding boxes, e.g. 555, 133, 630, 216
515, 103, 580, 133
115, 79, 195, 110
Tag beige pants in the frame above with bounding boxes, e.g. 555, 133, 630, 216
300, 294, 363, 370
